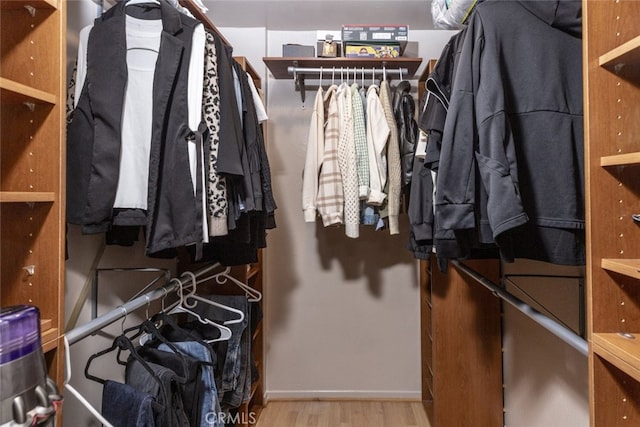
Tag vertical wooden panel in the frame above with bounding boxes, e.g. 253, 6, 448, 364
429, 258, 503, 426
0, 0, 65, 388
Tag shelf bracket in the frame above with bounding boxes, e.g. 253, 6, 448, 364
292, 61, 306, 103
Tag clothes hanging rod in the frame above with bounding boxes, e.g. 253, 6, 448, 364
66, 262, 222, 345
288, 66, 409, 76
288, 66, 409, 103
450, 260, 588, 356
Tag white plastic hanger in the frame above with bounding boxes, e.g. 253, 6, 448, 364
197, 267, 262, 302
125, 0, 160, 6
64, 337, 115, 427
180, 271, 245, 325
166, 275, 232, 343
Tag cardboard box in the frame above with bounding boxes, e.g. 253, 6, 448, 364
342, 25, 408, 54
282, 44, 315, 57
316, 40, 342, 57
342, 24, 408, 49
344, 43, 400, 59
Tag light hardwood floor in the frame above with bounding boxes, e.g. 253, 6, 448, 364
255, 400, 432, 427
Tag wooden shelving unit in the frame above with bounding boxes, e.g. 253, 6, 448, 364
0, 0, 66, 388
584, 0, 640, 424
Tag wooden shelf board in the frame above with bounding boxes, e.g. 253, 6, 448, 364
600, 152, 640, 167
263, 56, 423, 79
0, 191, 55, 203
601, 258, 640, 280
41, 327, 59, 353
0, 77, 57, 105
178, 0, 232, 47
0, 0, 57, 10
599, 35, 640, 71
593, 332, 640, 383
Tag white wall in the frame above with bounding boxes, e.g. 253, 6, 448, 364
502, 260, 589, 427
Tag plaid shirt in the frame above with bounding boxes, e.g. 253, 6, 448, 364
351, 83, 369, 199
317, 85, 344, 226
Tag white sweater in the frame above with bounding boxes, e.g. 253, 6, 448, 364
337, 83, 360, 238
302, 87, 325, 222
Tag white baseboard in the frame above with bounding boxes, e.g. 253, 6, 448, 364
265, 390, 422, 401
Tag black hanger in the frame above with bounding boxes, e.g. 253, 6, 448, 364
119, 319, 192, 383
150, 311, 217, 365
84, 334, 162, 386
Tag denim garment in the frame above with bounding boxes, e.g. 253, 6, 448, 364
136, 345, 204, 427
158, 341, 224, 427
192, 295, 249, 395
360, 201, 379, 225
220, 305, 251, 409
125, 358, 189, 427
102, 380, 156, 427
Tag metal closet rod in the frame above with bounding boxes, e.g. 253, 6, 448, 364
65, 262, 222, 345
450, 260, 588, 357
288, 66, 409, 77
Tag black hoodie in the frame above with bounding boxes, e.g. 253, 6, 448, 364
434, 0, 585, 265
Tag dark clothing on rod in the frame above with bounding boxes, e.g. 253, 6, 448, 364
434, 0, 584, 265
126, 358, 190, 427
136, 346, 205, 427
408, 29, 467, 261
392, 80, 418, 190
66, 0, 204, 257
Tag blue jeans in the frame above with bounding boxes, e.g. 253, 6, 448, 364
125, 358, 190, 427
102, 380, 156, 427
360, 201, 379, 225
220, 306, 251, 409
158, 341, 224, 427
193, 295, 249, 396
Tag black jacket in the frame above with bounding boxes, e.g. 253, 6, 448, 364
67, 0, 204, 256
392, 80, 418, 189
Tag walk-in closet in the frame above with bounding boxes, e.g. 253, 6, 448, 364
1, 0, 637, 426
